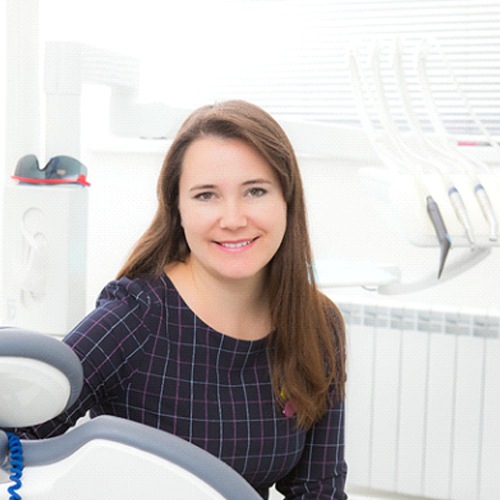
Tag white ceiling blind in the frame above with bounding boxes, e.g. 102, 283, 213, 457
211, 0, 500, 140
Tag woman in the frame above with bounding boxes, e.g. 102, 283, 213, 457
22, 100, 347, 498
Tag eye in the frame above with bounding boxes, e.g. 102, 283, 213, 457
194, 192, 215, 201
247, 187, 267, 198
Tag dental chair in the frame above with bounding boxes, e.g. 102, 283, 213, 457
0, 327, 260, 499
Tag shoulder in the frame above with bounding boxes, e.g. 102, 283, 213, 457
96, 274, 174, 311
65, 275, 173, 354
71, 274, 174, 339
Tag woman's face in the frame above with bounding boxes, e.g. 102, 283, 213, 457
178, 136, 287, 286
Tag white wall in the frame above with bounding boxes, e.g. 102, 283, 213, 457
0, 6, 5, 173
0, 5, 6, 285
80, 145, 161, 306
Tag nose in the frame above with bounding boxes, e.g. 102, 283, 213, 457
219, 199, 248, 230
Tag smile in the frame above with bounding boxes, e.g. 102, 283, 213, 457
216, 238, 257, 250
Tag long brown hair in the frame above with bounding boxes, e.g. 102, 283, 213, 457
117, 100, 346, 429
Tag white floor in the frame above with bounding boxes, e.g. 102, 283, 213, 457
270, 492, 384, 499
269, 486, 428, 499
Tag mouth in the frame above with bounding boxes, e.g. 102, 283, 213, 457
216, 237, 258, 249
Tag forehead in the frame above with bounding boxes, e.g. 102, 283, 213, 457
180, 136, 277, 184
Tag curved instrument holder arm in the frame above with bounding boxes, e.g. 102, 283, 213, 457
377, 246, 491, 295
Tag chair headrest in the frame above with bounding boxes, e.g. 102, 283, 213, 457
0, 327, 83, 427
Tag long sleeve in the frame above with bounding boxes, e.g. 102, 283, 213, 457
275, 398, 347, 499
16, 278, 152, 439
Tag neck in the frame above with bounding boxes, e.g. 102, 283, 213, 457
166, 258, 271, 340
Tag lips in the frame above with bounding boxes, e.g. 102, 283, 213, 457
216, 237, 258, 249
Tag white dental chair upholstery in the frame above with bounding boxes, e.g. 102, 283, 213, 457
0, 327, 260, 499
0, 327, 83, 428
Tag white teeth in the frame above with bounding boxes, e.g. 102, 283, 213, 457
220, 240, 252, 249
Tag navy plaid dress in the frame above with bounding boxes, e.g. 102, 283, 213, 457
24, 275, 347, 498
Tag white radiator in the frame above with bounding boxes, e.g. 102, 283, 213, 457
341, 301, 500, 500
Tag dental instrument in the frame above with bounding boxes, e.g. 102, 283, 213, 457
349, 44, 453, 277
347, 47, 406, 175
348, 45, 433, 187
433, 39, 498, 241
370, 40, 468, 212
392, 37, 498, 243
372, 40, 475, 246
474, 183, 498, 241
426, 196, 451, 278
369, 40, 463, 274
415, 39, 498, 245
348, 39, 500, 286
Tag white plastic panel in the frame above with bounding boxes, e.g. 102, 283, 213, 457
2, 184, 88, 336
479, 337, 500, 500
396, 327, 428, 496
7, 440, 226, 500
340, 301, 500, 500
0, 358, 70, 427
344, 308, 374, 486
369, 309, 401, 492
422, 332, 456, 499
450, 335, 484, 499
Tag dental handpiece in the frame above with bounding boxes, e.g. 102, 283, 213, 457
426, 196, 451, 279
448, 187, 475, 246
474, 183, 498, 242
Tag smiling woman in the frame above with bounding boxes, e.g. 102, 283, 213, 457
18, 100, 348, 499
176, 136, 287, 288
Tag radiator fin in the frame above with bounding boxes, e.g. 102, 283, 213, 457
341, 302, 500, 500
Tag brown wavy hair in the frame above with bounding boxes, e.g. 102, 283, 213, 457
117, 100, 346, 429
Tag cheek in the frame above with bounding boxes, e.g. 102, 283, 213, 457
178, 204, 213, 239
278, 214, 288, 243
269, 202, 287, 241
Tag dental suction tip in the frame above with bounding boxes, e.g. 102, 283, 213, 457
426, 196, 451, 279
474, 183, 498, 242
437, 235, 451, 279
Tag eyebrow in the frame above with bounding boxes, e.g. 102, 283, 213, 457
243, 178, 273, 186
189, 178, 273, 192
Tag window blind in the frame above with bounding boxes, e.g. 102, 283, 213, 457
40, 0, 500, 140
212, 0, 500, 140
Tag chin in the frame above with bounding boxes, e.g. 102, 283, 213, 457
212, 265, 266, 284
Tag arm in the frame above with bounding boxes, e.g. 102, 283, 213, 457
275, 398, 348, 499
16, 278, 152, 439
